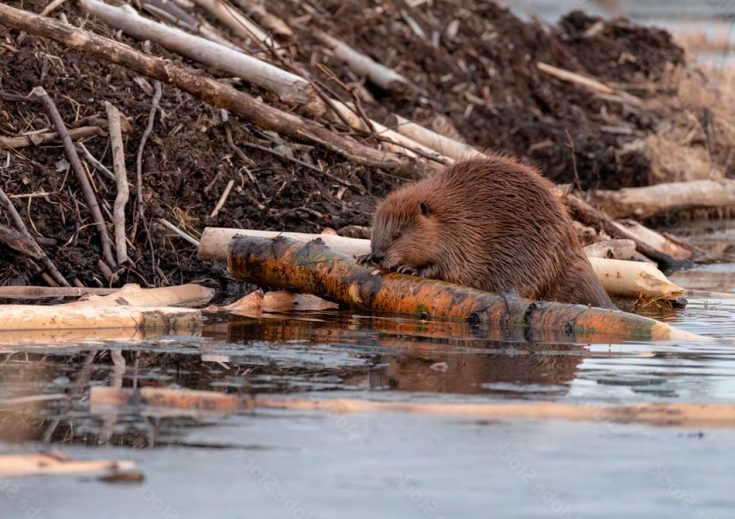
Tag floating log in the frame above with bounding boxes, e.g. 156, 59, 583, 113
589, 179, 735, 220
90, 386, 735, 428
226, 235, 700, 342
0, 452, 139, 477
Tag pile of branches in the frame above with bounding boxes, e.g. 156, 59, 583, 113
0, 0, 730, 294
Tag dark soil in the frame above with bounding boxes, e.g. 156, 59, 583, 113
0, 0, 686, 293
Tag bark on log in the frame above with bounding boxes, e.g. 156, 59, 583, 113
0, 2, 414, 173
588, 258, 686, 300
588, 179, 735, 220
82, 0, 312, 106
226, 235, 700, 342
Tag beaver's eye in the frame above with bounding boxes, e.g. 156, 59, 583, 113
418, 202, 429, 217
392, 230, 402, 241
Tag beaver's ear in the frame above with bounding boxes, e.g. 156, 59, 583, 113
418, 202, 430, 217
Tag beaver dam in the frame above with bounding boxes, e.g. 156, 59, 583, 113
2, 0, 735, 517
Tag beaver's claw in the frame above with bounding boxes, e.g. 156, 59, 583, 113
396, 264, 420, 275
355, 253, 373, 265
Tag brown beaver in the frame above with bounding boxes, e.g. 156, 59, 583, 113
357, 155, 615, 309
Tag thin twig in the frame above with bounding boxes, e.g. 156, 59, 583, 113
210, 179, 234, 218
76, 142, 116, 182
134, 78, 162, 233
105, 101, 130, 265
158, 218, 200, 247
30, 86, 116, 269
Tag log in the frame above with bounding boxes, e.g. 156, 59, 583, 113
562, 193, 689, 270
0, 305, 201, 332
197, 227, 370, 260
0, 452, 138, 477
613, 220, 692, 260
588, 258, 686, 300
67, 283, 214, 307
89, 386, 735, 428
0, 2, 412, 172
81, 0, 312, 106
386, 114, 484, 162
588, 179, 735, 220
198, 227, 682, 300
584, 239, 639, 260
312, 28, 413, 93
226, 235, 700, 342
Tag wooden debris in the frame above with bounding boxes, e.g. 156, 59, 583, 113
90, 386, 735, 428
0, 125, 104, 149
0, 452, 139, 478
584, 239, 643, 261
0, 286, 117, 299
537, 61, 643, 107
312, 28, 413, 93
226, 235, 701, 342
30, 86, 116, 269
614, 221, 692, 260
386, 114, 484, 161
66, 283, 214, 307
588, 258, 687, 300
589, 179, 735, 220
0, 2, 413, 173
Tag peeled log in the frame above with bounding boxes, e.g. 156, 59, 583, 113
589, 180, 735, 220
589, 258, 686, 300
227, 235, 700, 342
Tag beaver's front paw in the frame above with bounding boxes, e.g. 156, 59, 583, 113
355, 253, 373, 265
396, 264, 420, 276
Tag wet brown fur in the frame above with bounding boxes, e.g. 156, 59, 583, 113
361, 155, 615, 309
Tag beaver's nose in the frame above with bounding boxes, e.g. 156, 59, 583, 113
370, 250, 385, 263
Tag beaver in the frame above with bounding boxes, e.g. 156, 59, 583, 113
357, 155, 615, 309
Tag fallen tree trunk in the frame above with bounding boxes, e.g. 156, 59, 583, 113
0, 2, 415, 173
588, 179, 735, 220
226, 235, 700, 342
613, 220, 693, 260
200, 227, 684, 301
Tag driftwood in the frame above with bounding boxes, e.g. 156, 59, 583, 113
589, 179, 735, 220
0, 452, 138, 477
562, 193, 688, 270
312, 28, 413, 93
226, 235, 700, 342
0, 3, 415, 173
90, 386, 735, 428
588, 258, 686, 300
66, 283, 214, 307
613, 220, 692, 260
386, 114, 484, 162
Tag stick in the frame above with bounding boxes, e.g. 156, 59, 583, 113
76, 142, 116, 182
209, 179, 234, 218
134, 79, 162, 232
0, 126, 103, 150
30, 86, 116, 268
0, 185, 70, 286
190, 0, 278, 54
537, 61, 642, 107
312, 28, 413, 93
0, 223, 41, 258
0, 3, 412, 172
588, 179, 735, 220
386, 114, 484, 162
226, 235, 700, 342
231, 0, 293, 39
158, 218, 200, 246
82, 0, 317, 107
66, 283, 214, 307
104, 101, 129, 264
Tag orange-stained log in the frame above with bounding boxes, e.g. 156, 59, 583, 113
227, 235, 702, 342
